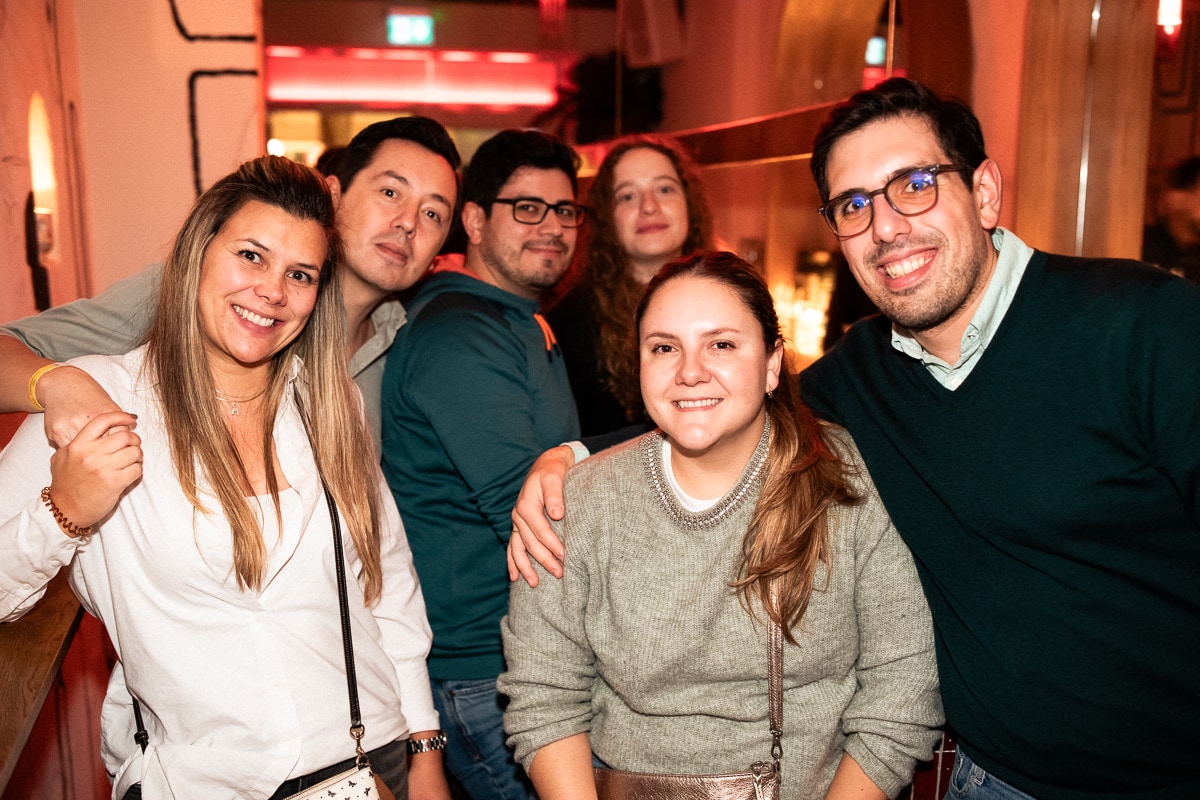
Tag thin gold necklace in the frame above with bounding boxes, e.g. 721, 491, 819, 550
214, 386, 267, 417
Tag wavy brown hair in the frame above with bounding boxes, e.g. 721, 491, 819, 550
583, 135, 713, 422
144, 155, 386, 603
635, 252, 859, 642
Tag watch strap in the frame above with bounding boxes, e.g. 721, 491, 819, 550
407, 732, 448, 754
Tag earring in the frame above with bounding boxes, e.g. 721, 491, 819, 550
766, 389, 774, 399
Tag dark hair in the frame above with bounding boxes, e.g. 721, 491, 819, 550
315, 145, 347, 177
461, 129, 580, 211
635, 251, 856, 642
811, 77, 988, 201
1168, 156, 1200, 191
334, 116, 461, 193
584, 135, 713, 422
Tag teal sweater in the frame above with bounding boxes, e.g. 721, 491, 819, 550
381, 270, 579, 680
801, 251, 1200, 799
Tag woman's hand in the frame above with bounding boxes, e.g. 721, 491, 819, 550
47, 410, 142, 533
37, 364, 126, 448
508, 445, 575, 585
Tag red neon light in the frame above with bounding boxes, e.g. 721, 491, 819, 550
265, 47, 560, 108
490, 52, 536, 64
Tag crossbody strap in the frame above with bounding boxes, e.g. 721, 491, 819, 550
767, 616, 783, 761
131, 484, 368, 767
324, 483, 370, 767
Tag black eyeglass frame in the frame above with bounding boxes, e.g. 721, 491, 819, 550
817, 163, 971, 239
492, 197, 588, 228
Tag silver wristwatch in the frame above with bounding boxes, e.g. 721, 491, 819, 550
407, 732, 448, 754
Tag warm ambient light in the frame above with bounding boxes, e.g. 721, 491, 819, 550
264, 46, 560, 108
1159, 0, 1183, 36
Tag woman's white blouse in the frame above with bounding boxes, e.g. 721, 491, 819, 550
0, 348, 438, 799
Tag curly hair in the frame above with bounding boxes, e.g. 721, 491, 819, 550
581, 135, 713, 422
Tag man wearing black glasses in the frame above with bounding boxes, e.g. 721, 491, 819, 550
800, 79, 1200, 800
379, 129, 583, 800
511, 78, 1200, 800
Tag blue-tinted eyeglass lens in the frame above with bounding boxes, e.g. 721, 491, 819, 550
836, 194, 872, 225
889, 170, 938, 208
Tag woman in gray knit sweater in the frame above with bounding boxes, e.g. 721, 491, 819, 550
499, 252, 942, 800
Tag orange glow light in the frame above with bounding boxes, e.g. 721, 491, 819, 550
1159, 0, 1182, 33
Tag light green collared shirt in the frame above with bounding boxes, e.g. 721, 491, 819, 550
890, 227, 1035, 389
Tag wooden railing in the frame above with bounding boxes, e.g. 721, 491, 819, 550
0, 576, 84, 789
0, 411, 111, 798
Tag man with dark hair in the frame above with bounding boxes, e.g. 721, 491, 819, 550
0, 115, 460, 451
511, 78, 1200, 800
1143, 155, 1200, 282
804, 78, 1200, 800
380, 128, 582, 800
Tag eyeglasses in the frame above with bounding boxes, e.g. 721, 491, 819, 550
493, 197, 588, 228
818, 164, 970, 238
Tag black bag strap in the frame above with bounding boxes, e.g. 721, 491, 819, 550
131, 483, 369, 768
324, 483, 370, 767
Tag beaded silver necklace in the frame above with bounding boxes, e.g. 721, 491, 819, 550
643, 416, 771, 530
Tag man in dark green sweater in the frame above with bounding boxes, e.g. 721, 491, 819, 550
381, 130, 582, 800
798, 79, 1200, 800
510, 78, 1200, 800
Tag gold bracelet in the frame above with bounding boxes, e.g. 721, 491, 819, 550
28, 362, 66, 412
41, 486, 93, 538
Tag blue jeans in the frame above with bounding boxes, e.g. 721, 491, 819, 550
945, 748, 1038, 800
431, 677, 536, 800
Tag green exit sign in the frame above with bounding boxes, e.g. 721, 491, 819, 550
388, 12, 434, 46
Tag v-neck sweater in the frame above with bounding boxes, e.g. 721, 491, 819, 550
801, 251, 1200, 799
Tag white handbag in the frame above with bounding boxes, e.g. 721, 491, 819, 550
284, 764, 378, 800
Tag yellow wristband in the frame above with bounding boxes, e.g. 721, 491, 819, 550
28, 362, 65, 412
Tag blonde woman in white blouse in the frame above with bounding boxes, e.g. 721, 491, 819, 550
0, 156, 446, 800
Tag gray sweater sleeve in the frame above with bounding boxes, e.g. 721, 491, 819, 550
499, 478, 598, 770
838, 463, 944, 796
0, 263, 161, 359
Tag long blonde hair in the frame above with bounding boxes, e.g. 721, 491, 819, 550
144, 155, 385, 602
634, 252, 858, 642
